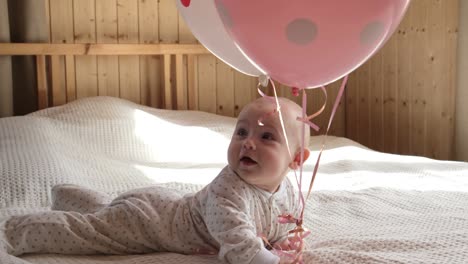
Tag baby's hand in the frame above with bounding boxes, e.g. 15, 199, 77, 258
273, 238, 291, 251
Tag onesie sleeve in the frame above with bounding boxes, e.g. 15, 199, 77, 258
202, 172, 279, 264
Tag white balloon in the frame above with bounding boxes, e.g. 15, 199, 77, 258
176, 0, 263, 76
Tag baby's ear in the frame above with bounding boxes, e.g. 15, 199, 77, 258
289, 148, 310, 170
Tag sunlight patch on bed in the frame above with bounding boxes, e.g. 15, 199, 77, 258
133, 109, 230, 163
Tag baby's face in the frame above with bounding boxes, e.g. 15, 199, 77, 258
227, 100, 296, 193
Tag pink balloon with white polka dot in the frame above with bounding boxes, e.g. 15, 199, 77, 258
215, 0, 410, 89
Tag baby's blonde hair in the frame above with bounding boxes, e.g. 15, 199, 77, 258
248, 97, 310, 153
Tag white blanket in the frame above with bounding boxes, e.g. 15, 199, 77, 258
1, 96, 467, 264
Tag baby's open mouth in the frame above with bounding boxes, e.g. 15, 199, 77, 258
240, 156, 257, 165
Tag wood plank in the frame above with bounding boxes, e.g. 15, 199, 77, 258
346, 72, 359, 141
159, 0, 178, 43
177, 0, 198, 110
305, 87, 322, 136
314, 81, 338, 136
306, 86, 320, 135
382, 33, 398, 154
175, 54, 187, 110
330, 79, 346, 137
49, 0, 74, 43
369, 49, 384, 150
50, 55, 65, 106
0, 43, 209, 55
163, 54, 172, 109
49, 0, 74, 103
455, 0, 468, 161
74, 0, 98, 99
0, 0, 13, 117
36, 55, 48, 109
65, 55, 76, 101
443, 0, 458, 160
198, 55, 217, 114
410, 0, 428, 157
233, 72, 256, 117
138, 0, 161, 107
396, 2, 413, 155
187, 55, 199, 110
44, 0, 51, 42
216, 59, 235, 117
141, 55, 163, 108
427, 0, 445, 159
356, 60, 371, 148
117, 0, 140, 104
96, 0, 119, 97
434, 0, 457, 160
178, 8, 197, 44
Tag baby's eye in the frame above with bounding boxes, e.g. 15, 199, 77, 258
236, 128, 248, 137
261, 132, 275, 140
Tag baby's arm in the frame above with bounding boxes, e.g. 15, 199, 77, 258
201, 176, 279, 264
204, 199, 280, 264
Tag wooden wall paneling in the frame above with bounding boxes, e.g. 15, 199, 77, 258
216, 59, 235, 117
178, 8, 197, 44
0, 0, 13, 117
177, 3, 220, 114
49, 0, 74, 102
74, 0, 98, 99
275, 83, 289, 98
36, 55, 48, 109
177, 4, 197, 110
308, 85, 329, 136
175, 54, 187, 109
50, 55, 65, 106
65, 55, 76, 101
44, 0, 50, 42
198, 55, 217, 113
382, 33, 398, 154
45, 0, 61, 107
163, 54, 172, 109
187, 54, 199, 110
329, 79, 346, 137
96, 0, 119, 98
444, 0, 459, 159
410, 0, 429, 157
159, 0, 179, 109
159, 0, 178, 43
396, 3, 412, 155
233, 72, 257, 116
455, 0, 467, 162
139, 0, 161, 108
346, 72, 359, 141
117, 0, 140, 104
312, 80, 345, 137
429, 0, 457, 160
369, 49, 384, 150
356, 61, 371, 147
427, 0, 447, 159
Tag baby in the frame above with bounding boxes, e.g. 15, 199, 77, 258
0, 97, 310, 264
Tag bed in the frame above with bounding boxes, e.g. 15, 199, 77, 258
1, 95, 468, 264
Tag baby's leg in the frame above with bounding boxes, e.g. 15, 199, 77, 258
2, 198, 164, 257
51, 184, 112, 214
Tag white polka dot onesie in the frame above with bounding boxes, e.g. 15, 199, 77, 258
0, 166, 301, 264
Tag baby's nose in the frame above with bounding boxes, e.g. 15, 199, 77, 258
243, 139, 256, 150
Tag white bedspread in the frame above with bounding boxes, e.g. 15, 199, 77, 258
1, 96, 467, 264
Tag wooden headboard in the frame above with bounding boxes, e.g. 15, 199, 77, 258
0, 43, 211, 111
